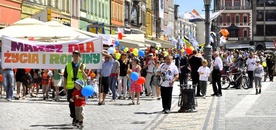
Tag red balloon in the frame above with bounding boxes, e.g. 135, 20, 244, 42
185, 48, 193, 55
25, 68, 31, 73
118, 33, 123, 39
0, 74, 2, 82
129, 48, 133, 52
137, 77, 146, 84
14, 68, 17, 73
29, 37, 35, 41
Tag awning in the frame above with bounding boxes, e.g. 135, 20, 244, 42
153, 39, 174, 48
225, 43, 253, 50
119, 39, 146, 49
265, 42, 275, 49
145, 39, 162, 47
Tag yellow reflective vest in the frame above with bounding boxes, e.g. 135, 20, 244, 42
66, 62, 86, 90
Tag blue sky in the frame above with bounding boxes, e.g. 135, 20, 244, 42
175, 0, 213, 15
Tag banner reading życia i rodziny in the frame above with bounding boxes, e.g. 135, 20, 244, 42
1, 36, 103, 69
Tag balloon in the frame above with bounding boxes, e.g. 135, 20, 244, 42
175, 54, 179, 58
129, 48, 133, 52
138, 50, 145, 57
0, 74, 2, 82
221, 29, 229, 37
107, 47, 115, 54
185, 48, 193, 55
262, 62, 267, 67
115, 40, 120, 46
181, 49, 185, 52
90, 72, 96, 78
25, 68, 31, 73
133, 48, 139, 56
130, 72, 139, 81
137, 77, 146, 84
14, 68, 17, 73
81, 85, 95, 96
124, 47, 129, 52
115, 53, 121, 60
164, 51, 169, 57
118, 33, 123, 39
121, 46, 125, 50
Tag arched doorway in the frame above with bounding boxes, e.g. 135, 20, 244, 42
255, 44, 264, 51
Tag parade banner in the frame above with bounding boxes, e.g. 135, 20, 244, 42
1, 36, 103, 69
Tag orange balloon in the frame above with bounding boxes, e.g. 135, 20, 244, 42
25, 68, 31, 73
129, 48, 133, 52
221, 29, 229, 37
0, 74, 2, 82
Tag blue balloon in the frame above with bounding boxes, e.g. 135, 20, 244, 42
115, 40, 120, 46
81, 85, 95, 97
175, 54, 179, 58
107, 47, 115, 54
121, 46, 125, 50
130, 72, 139, 81
138, 50, 145, 57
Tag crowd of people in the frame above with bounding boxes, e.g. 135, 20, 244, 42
0, 46, 275, 128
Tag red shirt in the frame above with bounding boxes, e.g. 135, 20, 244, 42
72, 90, 86, 106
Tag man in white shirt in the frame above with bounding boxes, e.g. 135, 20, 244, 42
211, 52, 223, 97
158, 56, 179, 114
246, 52, 256, 88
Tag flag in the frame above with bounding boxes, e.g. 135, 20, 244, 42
99, 34, 112, 46
210, 9, 225, 21
191, 9, 204, 19
164, 22, 173, 36
189, 32, 199, 47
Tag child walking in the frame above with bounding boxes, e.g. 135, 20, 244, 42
254, 59, 264, 95
197, 60, 211, 99
129, 58, 142, 105
41, 69, 51, 100
70, 79, 86, 128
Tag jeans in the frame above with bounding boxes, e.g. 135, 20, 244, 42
254, 77, 262, 89
2, 70, 15, 99
109, 76, 117, 100
118, 76, 127, 97
145, 73, 153, 95
199, 81, 207, 96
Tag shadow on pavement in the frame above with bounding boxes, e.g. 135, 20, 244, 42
237, 93, 256, 96
134, 111, 161, 115
30, 124, 74, 129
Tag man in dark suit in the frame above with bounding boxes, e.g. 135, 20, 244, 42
175, 51, 190, 87
188, 50, 203, 96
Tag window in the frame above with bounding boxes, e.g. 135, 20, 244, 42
257, 0, 264, 6
80, 0, 86, 10
125, 2, 129, 21
95, 0, 97, 16
236, 14, 239, 23
266, 0, 276, 6
243, 14, 248, 24
266, 10, 276, 21
265, 25, 276, 36
257, 10, 264, 21
227, 14, 231, 24
99, 1, 101, 17
256, 25, 264, 36
66, 0, 69, 12
102, 3, 105, 18
226, 1, 231, 6
243, 29, 248, 37
235, 1, 240, 6
229, 30, 238, 37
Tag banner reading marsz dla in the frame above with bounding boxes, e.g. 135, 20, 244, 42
1, 36, 103, 69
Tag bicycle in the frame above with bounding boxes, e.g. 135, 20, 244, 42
221, 68, 250, 89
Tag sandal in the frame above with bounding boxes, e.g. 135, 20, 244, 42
129, 102, 135, 105
15, 96, 20, 100
137, 102, 140, 105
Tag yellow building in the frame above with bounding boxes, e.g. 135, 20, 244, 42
146, 0, 153, 39
21, 0, 71, 24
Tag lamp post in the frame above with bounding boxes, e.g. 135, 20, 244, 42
203, 0, 212, 63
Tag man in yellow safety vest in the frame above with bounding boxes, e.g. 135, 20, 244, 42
63, 50, 87, 126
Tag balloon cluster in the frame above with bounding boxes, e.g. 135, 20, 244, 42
130, 72, 146, 84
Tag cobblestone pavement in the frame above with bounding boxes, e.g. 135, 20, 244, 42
0, 79, 275, 130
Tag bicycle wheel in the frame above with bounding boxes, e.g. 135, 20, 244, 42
241, 76, 249, 89
221, 76, 231, 89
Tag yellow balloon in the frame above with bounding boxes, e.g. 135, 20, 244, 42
157, 47, 160, 50
262, 62, 267, 67
124, 47, 129, 52
115, 53, 121, 60
164, 51, 168, 57
189, 46, 194, 51
181, 49, 184, 52
133, 48, 139, 56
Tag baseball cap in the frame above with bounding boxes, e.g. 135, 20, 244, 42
72, 50, 81, 56
75, 79, 85, 87
149, 53, 153, 56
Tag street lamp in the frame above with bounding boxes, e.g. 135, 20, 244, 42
203, 0, 212, 63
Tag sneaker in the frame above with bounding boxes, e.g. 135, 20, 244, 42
157, 97, 161, 100
77, 123, 83, 128
22, 96, 26, 99
164, 110, 170, 114
117, 96, 122, 99
129, 102, 135, 105
202, 96, 206, 99
7, 98, 12, 101
259, 89, 261, 94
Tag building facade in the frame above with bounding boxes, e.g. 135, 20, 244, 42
252, 0, 276, 50
214, 0, 252, 44
83, 0, 111, 34
22, 0, 71, 25
174, 18, 197, 39
168, 0, 174, 37
0, 0, 23, 28
111, 0, 124, 34
146, 0, 153, 38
